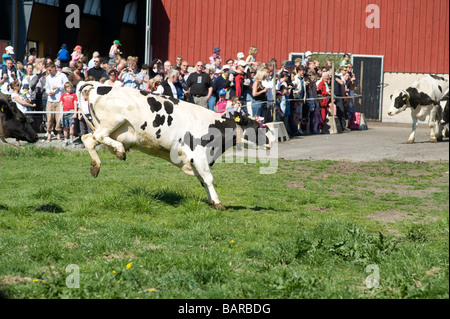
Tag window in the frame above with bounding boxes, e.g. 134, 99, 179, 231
83, 0, 101, 16
123, 1, 138, 25
35, 0, 59, 6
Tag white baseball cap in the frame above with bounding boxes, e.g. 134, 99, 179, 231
237, 52, 245, 59
305, 51, 312, 57
5, 46, 14, 54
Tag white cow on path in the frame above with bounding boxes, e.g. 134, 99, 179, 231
78, 82, 273, 210
388, 74, 449, 143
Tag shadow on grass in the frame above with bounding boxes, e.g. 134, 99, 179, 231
225, 205, 283, 212
33, 203, 65, 214
128, 187, 185, 206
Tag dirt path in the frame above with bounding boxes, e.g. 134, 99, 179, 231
271, 121, 449, 162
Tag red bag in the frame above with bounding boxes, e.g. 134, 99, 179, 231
349, 112, 368, 130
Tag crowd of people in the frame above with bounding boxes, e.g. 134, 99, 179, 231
0, 42, 358, 146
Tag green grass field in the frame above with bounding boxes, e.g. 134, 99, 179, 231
0, 145, 448, 299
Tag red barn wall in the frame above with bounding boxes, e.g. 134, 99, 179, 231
153, 0, 449, 74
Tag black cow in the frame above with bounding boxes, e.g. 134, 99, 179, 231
0, 99, 39, 146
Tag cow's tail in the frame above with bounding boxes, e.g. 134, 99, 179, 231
77, 81, 98, 132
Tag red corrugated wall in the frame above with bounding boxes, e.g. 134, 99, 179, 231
154, 0, 449, 74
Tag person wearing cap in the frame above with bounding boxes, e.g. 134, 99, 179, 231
209, 47, 222, 66
302, 51, 313, 68
109, 40, 122, 62
233, 52, 245, 70
231, 60, 247, 102
214, 89, 227, 113
2, 46, 15, 64
212, 64, 231, 104
57, 44, 70, 68
71, 45, 83, 62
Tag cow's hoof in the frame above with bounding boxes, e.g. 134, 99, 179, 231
430, 138, 438, 143
407, 139, 415, 144
90, 161, 100, 178
181, 163, 195, 176
116, 152, 126, 161
211, 202, 226, 211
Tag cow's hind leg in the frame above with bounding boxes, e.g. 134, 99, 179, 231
82, 133, 102, 177
191, 155, 225, 210
429, 106, 439, 143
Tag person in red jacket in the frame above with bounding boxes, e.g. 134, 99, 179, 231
317, 71, 331, 131
234, 60, 247, 101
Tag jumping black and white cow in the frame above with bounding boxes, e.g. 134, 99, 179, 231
78, 82, 274, 210
388, 74, 449, 143
0, 98, 39, 151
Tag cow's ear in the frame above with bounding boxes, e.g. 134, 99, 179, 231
0, 99, 12, 118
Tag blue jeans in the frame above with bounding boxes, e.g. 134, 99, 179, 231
208, 95, 217, 111
252, 100, 266, 118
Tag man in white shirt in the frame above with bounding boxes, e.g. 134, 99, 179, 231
45, 62, 68, 142
156, 69, 179, 99
88, 51, 100, 69
0, 58, 17, 95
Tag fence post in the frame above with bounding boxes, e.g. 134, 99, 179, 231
265, 61, 290, 142
272, 61, 277, 123
359, 61, 364, 113
328, 61, 341, 134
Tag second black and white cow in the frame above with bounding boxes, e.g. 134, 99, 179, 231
440, 90, 449, 124
439, 90, 449, 137
78, 82, 274, 210
388, 74, 449, 143
0, 98, 39, 151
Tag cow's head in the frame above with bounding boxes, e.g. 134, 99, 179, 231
388, 90, 410, 116
0, 99, 39, 143
231, 112, 274, 149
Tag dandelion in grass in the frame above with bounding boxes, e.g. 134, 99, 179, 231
33, 279, 39, 282
112, 270, 116, 274
126, 262, 132, 270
